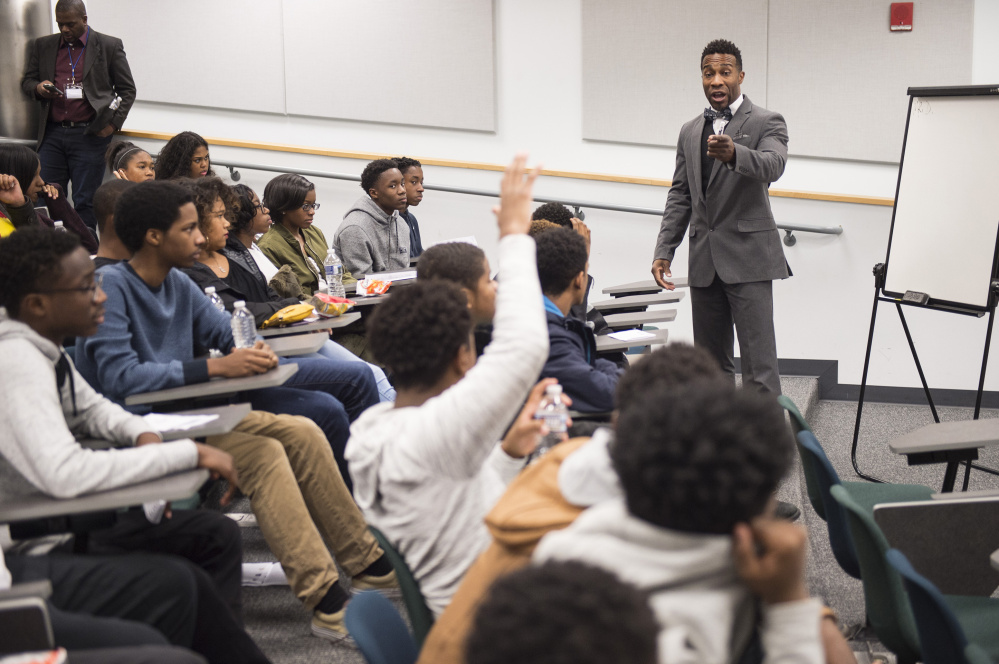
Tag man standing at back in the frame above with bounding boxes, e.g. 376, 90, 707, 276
650, 39, 789, 395
21, 0, 136, 233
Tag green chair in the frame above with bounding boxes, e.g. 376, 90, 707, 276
831, 485, 999, 664
368, 526, 435, 647
777, 396, 825, 518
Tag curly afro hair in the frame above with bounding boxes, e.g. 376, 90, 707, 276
154, 131, 213, 181
612, 380, 792, 534
528, 219, 561, 238
615, 342, 721, 409
535, 226, 587, 296
367, 280, 472, 389
0, 227, 81, 317
263, 173, 314, 225
360, 158, 400, 194
393, 156, 422, 175
702, 39, 742, 69
179, 176, 239, 235
466, 560, 658, 664
416, 242, 486, 291
115, 181, 194, 253
531, 202, 574, 228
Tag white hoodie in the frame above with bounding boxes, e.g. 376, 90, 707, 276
344, 234, 549, 616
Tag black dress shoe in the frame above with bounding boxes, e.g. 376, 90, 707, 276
775, 500, 801, 522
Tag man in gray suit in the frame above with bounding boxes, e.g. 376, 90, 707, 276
21, 0, 136, 233
651, 39, 789, 395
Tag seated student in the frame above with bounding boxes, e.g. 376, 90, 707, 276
536, 227, 623, 412
416, 241, 496, 355
0, 144, 97, 253
184, 178, 395, 402
154, 131, 214, 181
466, 561, 659, 664
106, 140, 155, 182
76, 180, 377, 489
68, 183, 398, 639
257, 173, 351, 295
531, 201, 575, 228
534, 380, 824, 664
229, 183, 280, 281
0, 173, 31, 236
334, 158, 411, 275
0, 227, 270, 663
92, 179, 135, 268
394, 156, 425, 258
345, 155, 550, 616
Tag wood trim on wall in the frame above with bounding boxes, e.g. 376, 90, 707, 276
121, 129, 896, 208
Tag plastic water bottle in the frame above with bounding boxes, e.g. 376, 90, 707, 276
230, 300, 257, 349
52, 220, 66, 232
323, 247, 346, 298
533, 384, 569, 456
205, 286, 226, 314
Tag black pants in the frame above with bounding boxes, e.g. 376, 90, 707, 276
8, 554, 270, 664
68, 646, 207, 664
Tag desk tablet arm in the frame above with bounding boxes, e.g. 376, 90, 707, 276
0, 581, 55, 654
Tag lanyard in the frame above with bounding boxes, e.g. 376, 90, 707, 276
66, 27, 89, 85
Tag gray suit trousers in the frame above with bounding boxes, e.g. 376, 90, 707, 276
691, 276, 781, 395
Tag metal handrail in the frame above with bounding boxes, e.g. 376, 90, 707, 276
214, 158, 842, 246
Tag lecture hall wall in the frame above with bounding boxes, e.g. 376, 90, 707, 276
75, 0, 999, 393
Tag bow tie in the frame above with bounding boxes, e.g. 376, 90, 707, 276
704, 107, 733, 122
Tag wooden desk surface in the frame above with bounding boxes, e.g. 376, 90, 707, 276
0, 469, 209, 524
268, 333, 327, 357
125, 364, 298, 407
258, 311, 361, 337
592, 291, 685, 312
602, 277, 688, 296
595, 328, 669, 353
889, 418, 999, 454
603, 309, 677, 330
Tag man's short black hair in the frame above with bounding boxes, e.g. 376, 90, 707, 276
612, 380, 792, 534
615, 342, 721, 409
531, 202, 574, 228
417, 242, 486, 290
263, 173, 314, 225
394, 156, 422, 174
93, 179, 136, 235
154, 131, 212, 181
114, 181, 194, 253
54, 0, 86, 16
466, 561, 658, 664
367, 280, 472, 390
360, 159, 400, 194
702, 39, 742, 70
0, 227, 81, 317
536, 227, 587, 296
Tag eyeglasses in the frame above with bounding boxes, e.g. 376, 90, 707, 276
36, 273, 104, 302
301, 203, 321, 212
252, 203, 267, 212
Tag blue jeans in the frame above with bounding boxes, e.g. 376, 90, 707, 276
313, 339, 396, 402
38, 124, 112, 233
245, 356, 378, 491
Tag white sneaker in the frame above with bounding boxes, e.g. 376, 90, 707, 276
242, 562, 288, 587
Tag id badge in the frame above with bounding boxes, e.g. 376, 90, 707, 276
65, 84, 83, 99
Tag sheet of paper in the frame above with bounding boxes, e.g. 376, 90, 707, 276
608, 329, 656, 342
369, 269, 417, 282
143, 413, 219, 432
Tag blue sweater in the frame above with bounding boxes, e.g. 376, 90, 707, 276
76, 262, 234, 405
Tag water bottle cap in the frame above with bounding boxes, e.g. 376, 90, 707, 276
545, 384, 563, 395
234, 300, 246, 308
53, 221, 64, 228
204, 287, 216, 295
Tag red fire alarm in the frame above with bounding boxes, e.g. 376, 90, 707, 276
891, 2, 913, 31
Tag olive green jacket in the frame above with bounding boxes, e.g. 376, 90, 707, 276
257, 223, 355, 295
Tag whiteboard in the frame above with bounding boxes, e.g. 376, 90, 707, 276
883, 91, 999, 310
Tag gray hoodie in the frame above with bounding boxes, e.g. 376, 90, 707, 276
0, 312, 198, 510
334, 196, 411, 276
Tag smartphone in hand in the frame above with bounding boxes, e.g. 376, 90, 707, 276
42, 83, 63, 96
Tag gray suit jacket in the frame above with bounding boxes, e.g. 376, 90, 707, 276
21, 29, 137, 145
654, 96, 790, 287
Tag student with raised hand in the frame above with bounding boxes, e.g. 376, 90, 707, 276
154, 131, 214, 180
334, 158, 411, 275
394, 156, 425, 257
106, 140, 154, 182
69, 181, 399, 640
345, 154, 551, 616
535, 380, 824, 664
0, 143, 97, 253
466, 561, 659, 664
92, 178, 135, 268
536, 226, 623, 413
0, 227, 272, 664
257, 173, 349, 295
